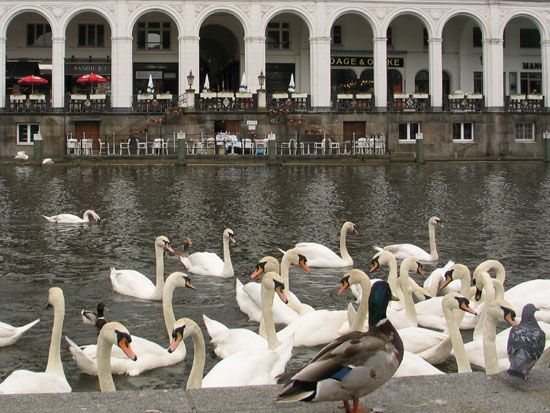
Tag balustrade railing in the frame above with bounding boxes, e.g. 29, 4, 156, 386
7, 94, 50, 112
388, 93, 430, 112
505, 94, 544, 112
445, 93, 484, 112
196, 92, 257, 111
65, 93, 111, 113
333, 93, 375, 112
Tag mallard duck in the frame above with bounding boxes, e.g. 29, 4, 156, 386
277, 280, 403, 413
167, 237, 193, 261
507, 304, 546, 380
81, 303, 108, 331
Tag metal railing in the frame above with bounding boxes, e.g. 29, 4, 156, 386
444, 93, 484, 112
388, 93, 430, 112
6, 94, 51, 112
65, 93, 111, 113
333, 93, 375, 112
505, 94, 544, 112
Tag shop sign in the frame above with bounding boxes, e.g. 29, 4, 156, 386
522, 62, 542, 70
65, 63, 110, 75
133, 63, 178, 71
330, 57, 404, 67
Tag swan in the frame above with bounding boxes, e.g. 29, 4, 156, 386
110, 235, 174, 300
473, 259, 550, 324
81, 303, 108, 331
375, 215, 443, 262
168, 316, 293, 388
236, 250, 312, 325
66, 272, 196, 376
14, 151, 28, 160
180, 228, 236, 277
168, 237, 193, 261
95, 322, 137, 392
294, 221, 358, 267
43, 209, 100, 223
423, 260, 456, 296
204, 271, 292, 359
0, 318, 40, 347
0, 287, 71, 394
42, 158, 54, 165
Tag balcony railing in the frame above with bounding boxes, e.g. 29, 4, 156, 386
267, 93, 311, 112
65, 93, 111, 113
445, 93, 484, 112
388, 93, 430, 112
333, 93, 375, 112
505, 94, 544, 112
133, 93, 177, 113
196, 92, 257, 111
7, 94, 50, 112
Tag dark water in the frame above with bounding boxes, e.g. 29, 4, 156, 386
0, 162, 549, 391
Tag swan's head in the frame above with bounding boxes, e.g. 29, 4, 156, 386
338, 269, 370, 295
429, 216, 443, 228
344, 221, 359, 236
263, 271, 288, 304
440, 263, 470, 290
283, 248, 310, 273
47, 287, 64, 308
85, 210, 101, 222
101, 322, 137, 361
442, 293, 477, 315
401, 256, 425, 277
156, 235, 175, 255
486, 299, 517, 327
168, 317, 198, 353
473, 271, 493, 301
370, 250, 396, 272
224, 228, 237, 245
251, 256, 279, 281
166, 272, 196, 290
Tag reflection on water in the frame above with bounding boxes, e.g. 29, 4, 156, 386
0, 162, 549, 391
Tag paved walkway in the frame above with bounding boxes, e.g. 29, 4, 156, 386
0, 370, 549, 412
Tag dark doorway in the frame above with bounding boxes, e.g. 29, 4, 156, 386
266, 63, 295, 93
199, 25, 240, 92
343, 121, 366, 140
75, 121, 100, 149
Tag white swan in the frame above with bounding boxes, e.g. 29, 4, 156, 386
43, 209, 100, 223
110, 235, 174, 300
169, 317, 293, 388
423, 260, 457, 296
14, 151, 28, 160
474, 259, 550, 324
0, 288, 71, 394
376, 215, 442, 262
0, 318, 40, 347
95, 322, 137, 392
180, 228, 236, 277
204, 271, 292, 359
42, 158, 54, 165
66, 272, 196, 376
294, 221, 358, 267
236, 251, 313, 325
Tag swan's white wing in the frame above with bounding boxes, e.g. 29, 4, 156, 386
393, 351, 445, 377
181, 252, 224, 276
109, 268, 156, 300
0, 370, 71, 394
294, 242, 348, 268
43, 214, 84, 223
235, 280, 262, 322
241, 282, 301, 325
0, 319, 40, 347
382, 244, 432, 262
277, 310, 347, 347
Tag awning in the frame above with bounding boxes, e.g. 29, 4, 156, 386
6, 61, 40, 79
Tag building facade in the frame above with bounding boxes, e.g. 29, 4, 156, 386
1, 0, 549, 159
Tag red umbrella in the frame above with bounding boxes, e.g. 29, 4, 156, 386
77, 73, 108, 93
17, 75, 48, 93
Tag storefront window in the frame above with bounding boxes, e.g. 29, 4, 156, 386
137, 22, 171, 50
520, 72, 541, 94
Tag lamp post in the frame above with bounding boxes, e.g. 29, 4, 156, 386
257, 71, 266, 91
257, 70, 267, 110
186, 70, 196, 109
187, 70, 195, 90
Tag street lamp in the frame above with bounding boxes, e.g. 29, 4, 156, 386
187, 70, 195, 90
258, 71, 266, 91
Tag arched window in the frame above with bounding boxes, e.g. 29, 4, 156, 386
388, 69, 402, 94
331, 69, 357, 93
415, 70, 429, 93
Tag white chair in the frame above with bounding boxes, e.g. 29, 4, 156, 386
137, 139, 149, 155
255, 139, 267, 155
98, 139, 110, 155
161, 139, 169, 155
152, 139, 168, 155
313, 140, 325, 155
355, 138, 368, 155
67, 138, 78, 155
280, 140, 291, 155
374, 135, 386, 155
329, 141, 340, 155
81, 139, 93, 155
119, 138, 131, 155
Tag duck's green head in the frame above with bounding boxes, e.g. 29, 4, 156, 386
368, 280, 398, 326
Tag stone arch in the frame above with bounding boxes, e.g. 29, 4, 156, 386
327, 8, 378, 37
59, 6, 116, 36
382, 9, 434, 39
2, 6, 56, 38
261, 6, 315, 37
436, 10, 488, 39
127, 5, 183, 38
498, 12, 547, 40
194, 6, 250, 38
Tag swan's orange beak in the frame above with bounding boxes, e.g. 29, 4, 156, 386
185, 282, 197, 290
119, 338, 137, 361
168, 334, 183, 353
416, 263, 425, 277
164, 243, 175, 256
369, 260, 380, 273
459, 302, 477, 316
338, 279, 350, 295
275, 286, 288, 304
251, 268, 262, 281
299, 258, 310, 273
505, 312, 518, 327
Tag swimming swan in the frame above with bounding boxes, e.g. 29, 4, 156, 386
43, 209, 100, 223
110, 235, 174, 300
0, 288, 71, 394
0, 318, 40, 347
180, 228, 236, 277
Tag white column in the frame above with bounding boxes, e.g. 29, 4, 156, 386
244, 37, 266, 92
429, 37, 443, 110
484, 38, 503, 110
541, 40, 550, 108
309, 36, 331, 108
51, 36, 65, 109
179, 35, 200, 93
111, 36, 133, 109
0, 36, 5, 109
373, 37, 387, 109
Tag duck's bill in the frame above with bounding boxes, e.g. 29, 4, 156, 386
275, 288, 288, 304
119, 339, 137, 361
459, 302, 477, 316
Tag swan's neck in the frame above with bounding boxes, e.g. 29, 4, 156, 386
153, 244, 166, 296
162, 280, 177, 341
97, 334, 116, 392
351, 279, 370, 331
45, 299, 66, 380
387, 258, 399, 297
493, 280, 504, 300
428, 223, 438, 260
482, 314, 499, 375
443, 305, 471, 373
458, 272, 471, 298
82, 211, 90, 222
280, 256, 291, 291
261, 285, 279, 349
221, 236, 234, 277
472, 303, 487, 341
186, 323, 206, 390
399, 267, 418, 326
339, 226, 351, 262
